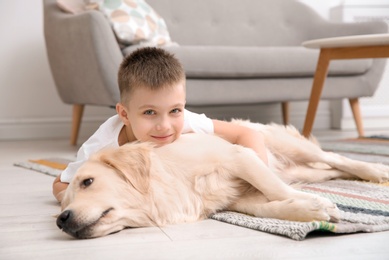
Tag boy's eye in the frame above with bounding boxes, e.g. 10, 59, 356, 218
143, 110, 155, 115
171, 108, 181, 114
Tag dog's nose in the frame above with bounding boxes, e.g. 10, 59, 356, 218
56, 210, 72, 229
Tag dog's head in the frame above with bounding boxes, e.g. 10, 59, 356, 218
57, 142, 155, 239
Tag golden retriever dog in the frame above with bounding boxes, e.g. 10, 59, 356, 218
57, 122, 389, 239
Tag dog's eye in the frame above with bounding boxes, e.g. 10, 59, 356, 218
81, 178, 94, 188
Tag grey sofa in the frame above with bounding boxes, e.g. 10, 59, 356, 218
43, 0, 388, 145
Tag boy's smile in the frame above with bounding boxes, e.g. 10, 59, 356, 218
150, 134, 175, 142
117, 82, 186, 146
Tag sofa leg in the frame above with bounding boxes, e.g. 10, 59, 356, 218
70, 104, 85, 146
349, 98, 365, 137
281, 102, 289, 125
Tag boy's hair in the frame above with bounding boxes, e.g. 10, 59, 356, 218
118, 47, 186, 104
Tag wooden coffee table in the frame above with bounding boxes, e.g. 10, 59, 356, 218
302, 33, 389, 138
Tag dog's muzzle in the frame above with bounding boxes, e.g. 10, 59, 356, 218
56, 208, 113, 239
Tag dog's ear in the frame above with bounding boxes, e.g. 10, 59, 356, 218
97, 143, 152, 194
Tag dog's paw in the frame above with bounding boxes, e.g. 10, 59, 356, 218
282, 196, 340, 223
306, 196, 340, 222
364, 163, 389, 183
319, 197, 340, 223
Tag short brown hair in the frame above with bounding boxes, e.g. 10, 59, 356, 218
118, 47, 186, 104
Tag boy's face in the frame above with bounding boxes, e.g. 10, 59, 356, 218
118, 82, 186, 146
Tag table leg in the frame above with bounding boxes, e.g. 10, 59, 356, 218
302, 50, 330, 137
349, 98, 365, 137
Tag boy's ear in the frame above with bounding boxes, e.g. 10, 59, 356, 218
116, 103, 130, 125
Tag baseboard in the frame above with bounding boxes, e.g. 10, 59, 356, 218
337, 117, 389, 131
187, 102, 331, 131
333, 102, 389, 131
341, 117, 389, 130
0, 104, 332, 141
0, 116, 108, 141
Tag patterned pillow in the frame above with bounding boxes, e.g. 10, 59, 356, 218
99, 0, 173, 46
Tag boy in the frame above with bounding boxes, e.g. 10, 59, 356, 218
53, 47, 268, 202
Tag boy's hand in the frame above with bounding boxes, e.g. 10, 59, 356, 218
53, 174, 69, 203
212, 120, 268, 165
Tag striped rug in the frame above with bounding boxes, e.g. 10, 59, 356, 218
14, 158, 71, 177
320, 137, 389, 164
211, 180, 389, 240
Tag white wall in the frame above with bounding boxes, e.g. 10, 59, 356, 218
0, 0, 115, 142
299, 0, 342, 19
328, 0, 389, 130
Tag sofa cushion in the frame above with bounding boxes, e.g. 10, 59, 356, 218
123, 46, 372, 78
99, 0, 173, 46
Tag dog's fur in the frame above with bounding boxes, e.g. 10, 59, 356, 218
57, 122, 389, 239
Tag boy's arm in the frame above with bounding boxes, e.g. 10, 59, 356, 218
212, 119, 268, 165
53, 174, 68, 203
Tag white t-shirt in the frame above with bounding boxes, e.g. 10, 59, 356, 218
60, 109, 214, 183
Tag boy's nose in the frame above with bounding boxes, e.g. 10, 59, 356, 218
156, 118, 170, 131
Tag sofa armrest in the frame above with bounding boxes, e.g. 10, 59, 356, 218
43, 0, 122, 106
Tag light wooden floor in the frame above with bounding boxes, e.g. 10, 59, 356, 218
1, 129, 389, 260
